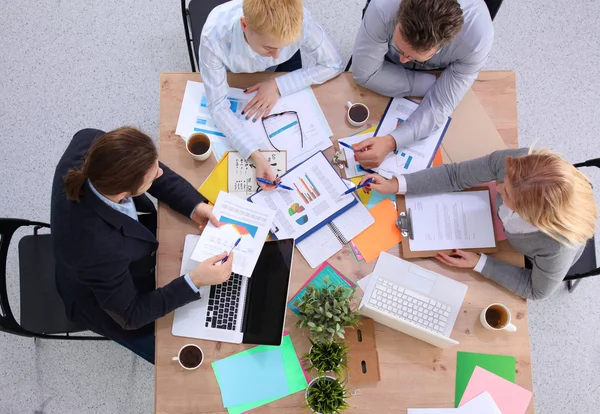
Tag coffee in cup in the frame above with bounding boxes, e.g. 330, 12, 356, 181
346, 101, 370, 127
172, 344, 204, 370
480, 303, 517, 332
186, 132, 212, 161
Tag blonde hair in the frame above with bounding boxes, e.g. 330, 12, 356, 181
505, 149, 598, 245
243, 0, 303, 43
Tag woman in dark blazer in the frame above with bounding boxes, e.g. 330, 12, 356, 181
51, 127, 233, 363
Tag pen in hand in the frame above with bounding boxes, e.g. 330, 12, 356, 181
220, 237, 241, 264
256, 177, 293, 191
338, 141, 377, 174
341, 178, 373, 196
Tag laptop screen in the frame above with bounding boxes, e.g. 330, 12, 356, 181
242, 239, 294, 345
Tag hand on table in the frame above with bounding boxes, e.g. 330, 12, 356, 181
192, 203, 220, 230
353, 135, 397, 169
190, 252, 234, 287
436, 249, 480, 269
360, 173, 399, 195
242, 79, 281, 122
251, 151, 279, 191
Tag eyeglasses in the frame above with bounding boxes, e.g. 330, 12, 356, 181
261, 111, 304, 152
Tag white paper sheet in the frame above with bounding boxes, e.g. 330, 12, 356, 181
405, 191, 496, 251
357, 273, 372, 293
190, 191, 275, 277
227, 151, 287, 199
296, 201, 374, 268
241, 87, 333, 168
249, 152, 355, 241
407, 392, 501, 414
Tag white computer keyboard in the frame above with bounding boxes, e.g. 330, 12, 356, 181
368, 278, 452, 334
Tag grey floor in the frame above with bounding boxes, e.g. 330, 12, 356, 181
1, 0, 599, 413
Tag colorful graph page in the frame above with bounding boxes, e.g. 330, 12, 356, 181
249, 151, 357, 243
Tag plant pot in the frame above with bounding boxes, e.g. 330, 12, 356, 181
308, 344, 343, 374
305, 376, 336, 414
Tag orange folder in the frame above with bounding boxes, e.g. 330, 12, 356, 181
352, 198, 401, 263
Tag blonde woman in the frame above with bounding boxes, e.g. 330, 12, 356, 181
360, 148, 598, 300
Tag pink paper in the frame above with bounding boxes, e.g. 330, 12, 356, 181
459, 366, 532, 414
484, 182, 507, 242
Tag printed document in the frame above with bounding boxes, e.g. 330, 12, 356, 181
339, 98, 448, 179
241, 87, 333, 168
191, 191, 275, 277
227, 151, 287, 199
405, 191, 495, 251
249, 152, 356, 241
176, 81, 258, 161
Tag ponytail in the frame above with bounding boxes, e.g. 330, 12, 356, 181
64, 168, 87, 202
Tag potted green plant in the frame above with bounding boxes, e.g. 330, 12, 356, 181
305, 376, 350, 414
303, 339, 348, 376
294, 277, 360, 342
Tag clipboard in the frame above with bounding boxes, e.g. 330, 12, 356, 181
396, 187, 499, 258
248, 151, 358, 243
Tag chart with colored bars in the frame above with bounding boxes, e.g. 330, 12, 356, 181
397, 152, 413, 170
293, 173, 321, 204
218, 216, 258, 238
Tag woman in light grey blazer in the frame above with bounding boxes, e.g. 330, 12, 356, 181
360, 148, 598, 300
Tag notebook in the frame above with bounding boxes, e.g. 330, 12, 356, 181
287, 262, 356, 315
296, 201, 374, 268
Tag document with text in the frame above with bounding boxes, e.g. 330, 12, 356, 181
405, 190, 496, 251
191, 191, 275, 277
249, 152, 357, 242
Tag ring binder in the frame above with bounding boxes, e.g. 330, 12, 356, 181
395, 208, 414, 240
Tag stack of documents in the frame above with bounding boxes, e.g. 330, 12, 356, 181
287, 262, 355, 315
176, 81, 333, 167
212, 333, 308, 414
455, 351, 532, 414
408, 391, 501, 414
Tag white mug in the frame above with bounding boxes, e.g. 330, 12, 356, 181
346, 101, 370, 127
172, 343, 204, 370
186, 132, 213, 161
480, 303, 517, 332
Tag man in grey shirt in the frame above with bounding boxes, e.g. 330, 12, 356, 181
351, 0, 494, 168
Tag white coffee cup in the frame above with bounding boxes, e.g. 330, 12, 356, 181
480, 303, 517, 332
186, 132, 212, 161
346, 101, 370, 127
172, 343, 204, 370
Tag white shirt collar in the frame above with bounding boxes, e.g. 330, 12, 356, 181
497, 203, 538, 234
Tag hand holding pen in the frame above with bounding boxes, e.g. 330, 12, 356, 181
341, 178, 374, 196
256, 177, 293, 191
220, 237, 241, 264
338, 141, 378, 174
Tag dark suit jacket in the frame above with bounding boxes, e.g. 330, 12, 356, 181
51, 129, 204, 340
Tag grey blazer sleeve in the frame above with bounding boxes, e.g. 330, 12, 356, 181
403, 148, 528, 194
479, 246, 580, 300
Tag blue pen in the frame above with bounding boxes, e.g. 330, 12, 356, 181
220, 237, 241, 264
338, 141, 378, 174
256, 177, 293, 191
341, 178, 373, 196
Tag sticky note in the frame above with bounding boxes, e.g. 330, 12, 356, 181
212, 348, 288, 408
352, 198, 401, 263
455, 352, 516, 407
460, 367, 532, 414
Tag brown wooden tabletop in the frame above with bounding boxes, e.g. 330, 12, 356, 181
155, 71, 532, 414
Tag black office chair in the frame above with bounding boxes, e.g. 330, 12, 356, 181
344, 0, 504, 72
181, 0, 228, 72
562, 157, 600, 292
0, 218, 108, 340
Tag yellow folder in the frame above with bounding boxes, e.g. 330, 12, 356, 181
198, 152, 229, 204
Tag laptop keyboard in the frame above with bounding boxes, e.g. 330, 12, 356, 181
205, 273, 243, 331
369, 278, 452, 335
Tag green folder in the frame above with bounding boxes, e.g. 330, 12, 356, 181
212, 333, 308, 414
455, 351, 516, 407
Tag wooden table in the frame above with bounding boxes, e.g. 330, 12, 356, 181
155, 72, 533, 413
